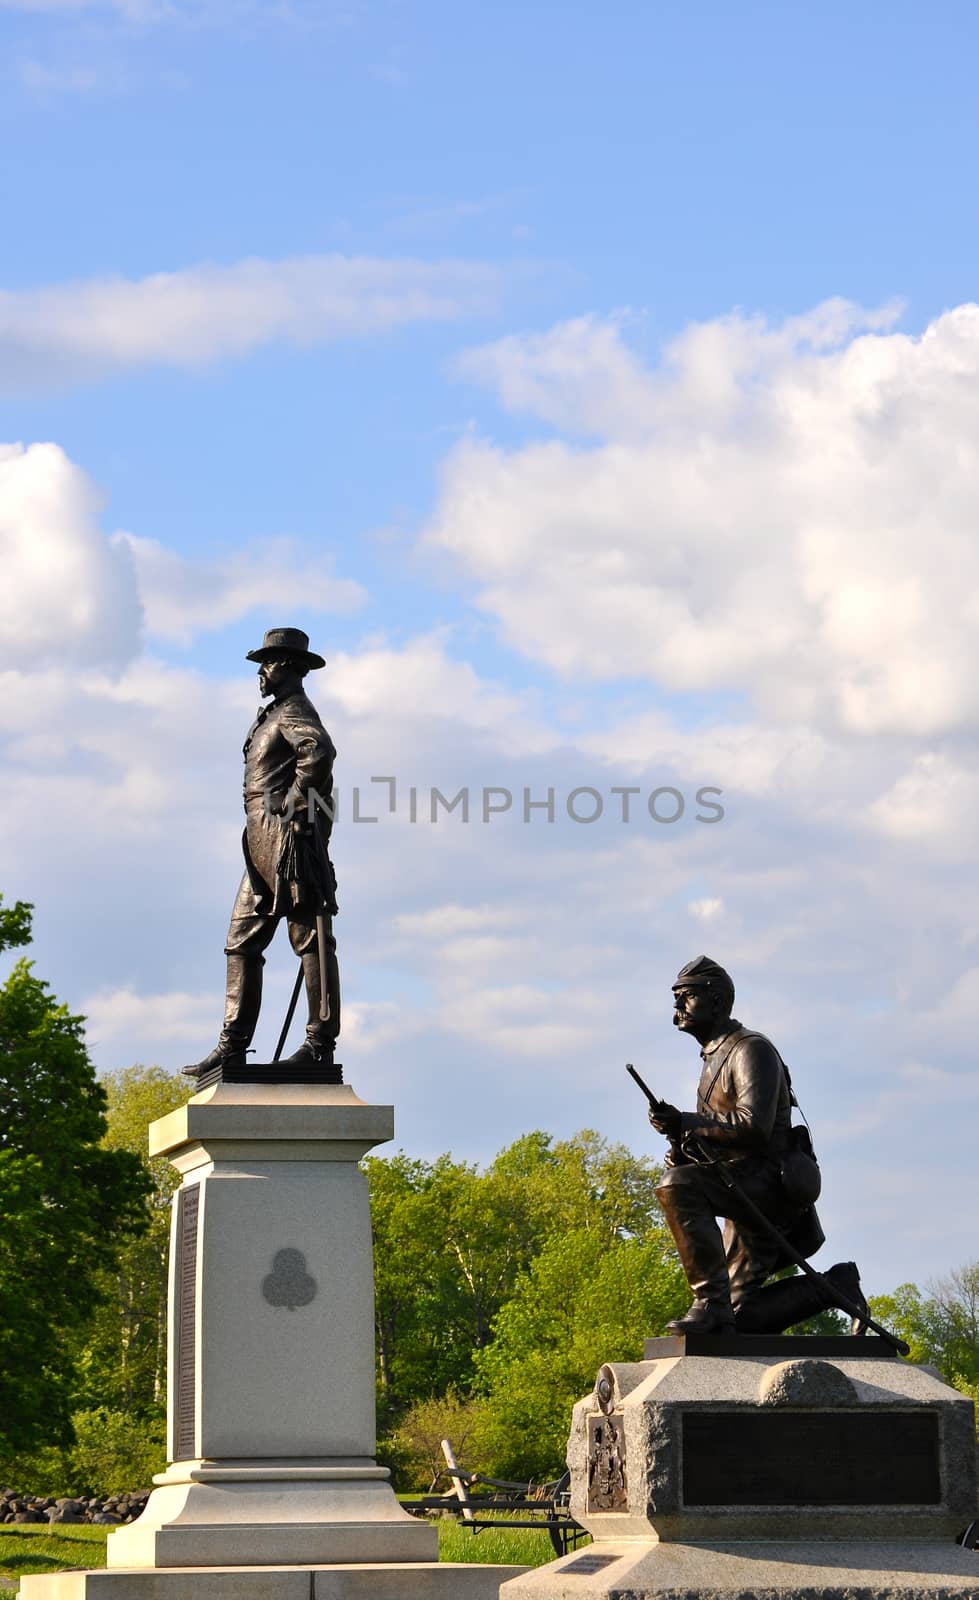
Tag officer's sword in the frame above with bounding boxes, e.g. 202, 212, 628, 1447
315, 912, 330, 1024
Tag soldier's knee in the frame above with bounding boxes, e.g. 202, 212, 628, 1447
288, 921, 317, 956
656, 1169, 690, 1206
224, 930, 269, 960
656, 1164, 698, 1195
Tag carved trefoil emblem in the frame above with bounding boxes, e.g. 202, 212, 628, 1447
587, 1412, 627, 1512
262, 1247, 317, 1310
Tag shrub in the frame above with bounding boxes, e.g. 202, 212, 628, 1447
0, 1408, 165, 1498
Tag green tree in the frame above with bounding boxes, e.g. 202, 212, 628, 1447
382, 1390, 493, 1492
0, 896, 150, 1455
474, 1224, 687, 1479
870, 1264, 979, 1386
367, 1149, 532, 1420
73, 1065, 188, 1414
368, 1130, 667, 1424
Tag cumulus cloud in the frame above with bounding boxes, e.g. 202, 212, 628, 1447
325, 632, 551, 755
0, 442, 141, 668
4, 352, 979, 1289
82, 985, 217, 1044
428, 300, 979, 738
119, 534, 367, 644
0, 254, 500, 390
0, 441, 370, 668
689, 896, 724, 922
392, 903, 524, 940
868, 752, 979, 852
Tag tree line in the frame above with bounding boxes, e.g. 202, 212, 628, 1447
1, 892, 977, 1493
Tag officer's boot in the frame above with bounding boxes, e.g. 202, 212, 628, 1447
659, 1183, 735, 1335
281, 950, 341, 1078
734, 1260, 869, 1335
183, 954, 263, 1079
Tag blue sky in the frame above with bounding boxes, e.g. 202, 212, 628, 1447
2, 0, 979, 1292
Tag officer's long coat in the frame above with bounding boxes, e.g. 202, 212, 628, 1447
239, 689, 336, 920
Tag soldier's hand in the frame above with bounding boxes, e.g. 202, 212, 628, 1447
648, 1101, 682, 1139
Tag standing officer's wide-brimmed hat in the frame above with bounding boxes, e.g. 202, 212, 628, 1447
246, 627, 326, 670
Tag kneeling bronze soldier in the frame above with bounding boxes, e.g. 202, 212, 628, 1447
651, 956, 866, 1336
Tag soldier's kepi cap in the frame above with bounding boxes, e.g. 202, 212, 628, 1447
246, 627, 326, 670
672, 955, 733, 992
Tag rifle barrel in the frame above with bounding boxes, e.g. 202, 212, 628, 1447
626, 1061, 662, 1111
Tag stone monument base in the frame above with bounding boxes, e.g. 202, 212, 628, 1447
101, 1457, 434, 1567
502, 1538, 979, 1599
20, 1560, 527, 1599
501, 1336, 979, 1600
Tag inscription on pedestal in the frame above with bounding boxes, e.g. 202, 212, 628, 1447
682, 1411, 941, 1506
587, 1412, 627, 1512
174, 1185, 199, 1460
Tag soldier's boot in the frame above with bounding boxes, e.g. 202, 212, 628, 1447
659, 1185, 735, 1335
281, 950, 341, 1073
733, 1260, 869, 1335
183, 954, 264, 1079
826, 1260, 870, 1335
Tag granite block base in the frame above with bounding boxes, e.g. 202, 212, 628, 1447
500, 1538, 979, 1599
19, 1561, 528, 1600
104, 1459, 435, 1568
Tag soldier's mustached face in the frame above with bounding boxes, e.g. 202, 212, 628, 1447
672, 985, 713, 1031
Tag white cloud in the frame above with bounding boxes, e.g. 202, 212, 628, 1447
82, 985, 216, 1044
868, 753, 979, 851
0, 442, 141, 668
340, 999, 408, 1054
392, 903, 524, 940
427, 300, 979, 738
437, 981, 604, 1058
3, 407, 979, 1288
0, 440, 370, 666
119, 534, 367, 644
689, 896, 724, 922
325, 633, 551, 755
0, 254, 500, 390
455, 314, 661, 440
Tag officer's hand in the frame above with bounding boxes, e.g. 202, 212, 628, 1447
648, 1101, 682, 1139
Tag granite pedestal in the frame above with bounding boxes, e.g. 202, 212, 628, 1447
21, 1081, 524, 1599
502, 1334, 979, 1600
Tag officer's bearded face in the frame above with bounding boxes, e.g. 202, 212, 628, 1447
258, 656, 304, 697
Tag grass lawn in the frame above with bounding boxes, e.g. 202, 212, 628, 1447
435, 1516, 569, 1566
0, 1515, 570, 1581
0, 1524, 107, 1582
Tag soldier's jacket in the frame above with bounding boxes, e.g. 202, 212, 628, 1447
243, 690, 336, 817
679, 1023, 793, 1163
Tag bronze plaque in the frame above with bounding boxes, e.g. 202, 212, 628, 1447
682, 1411, 941, 1506
587, 1412, 627, 1512
562, 1552, 619, 1575
174, 1185, 199, 1460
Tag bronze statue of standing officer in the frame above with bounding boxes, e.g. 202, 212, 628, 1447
185, 627, 340, 1081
